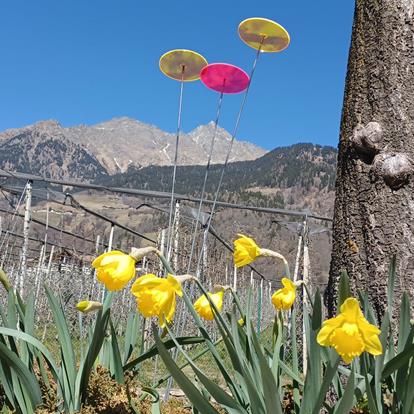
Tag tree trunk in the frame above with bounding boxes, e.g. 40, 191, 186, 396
326, 0, 414, 317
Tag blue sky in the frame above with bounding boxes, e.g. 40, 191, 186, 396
0, 1, 354, 150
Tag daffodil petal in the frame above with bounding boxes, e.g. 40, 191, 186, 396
316, 315, 345, 346
92, 250, 124, 268
167, 274, 183, 297
357, 317, 383, 355
163, 293, 176, 326
131, 274, 159, 294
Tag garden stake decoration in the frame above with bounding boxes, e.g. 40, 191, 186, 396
195, 17, 291, 274
159, 49, 208, 261
165, 64, 250, 400
187, 63, 250, 275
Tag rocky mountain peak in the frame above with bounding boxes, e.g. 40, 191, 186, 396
92, 117, 148, 130
32, 119, 62, 130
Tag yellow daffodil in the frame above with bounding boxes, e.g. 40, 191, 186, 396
272, 278, 296, 311
131, 273, 183, 328
92, 250, 136, 291
317, 298, 382, 364
233, 234, 261, 268
193, 290, 224, 321
76, 300, 103, 313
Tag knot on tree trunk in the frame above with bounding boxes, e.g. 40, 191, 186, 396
350, 122, 383, 158
371, 152, 413, 189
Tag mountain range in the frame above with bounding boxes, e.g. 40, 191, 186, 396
0, 117, 266, 179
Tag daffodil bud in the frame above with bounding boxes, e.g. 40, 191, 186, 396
76, 300, 103, 313
0, 268, 11, 291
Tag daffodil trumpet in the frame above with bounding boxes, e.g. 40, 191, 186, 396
187, 278, 233, 336
233, 234, 290, 277
93, 247, 170, 291
131, 273, 193, 328
233, 234, 261, 268
272, 278, 297, 311
193, 286, 225, 321
93, 250, 137, 291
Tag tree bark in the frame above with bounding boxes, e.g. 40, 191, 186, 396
326, 0, 414, 317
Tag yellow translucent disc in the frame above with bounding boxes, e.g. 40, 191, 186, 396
238, 17, 290, 53
159, 49, 208, 82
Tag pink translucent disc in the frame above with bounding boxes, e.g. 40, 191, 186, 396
200, 63, 250, 94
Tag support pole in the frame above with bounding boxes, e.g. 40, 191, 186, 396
107, 224, 115, 252
34, 244, 45, 307
95, 235, 100, 253
20, 180, 32, 296
173, 201, 180, 271
302, 223, 310, 376
293, 217, 307, 283
257, 278, 263, 335
102, 225, 115, 301
159, 229, 166, 276
201, 227, 208, 281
